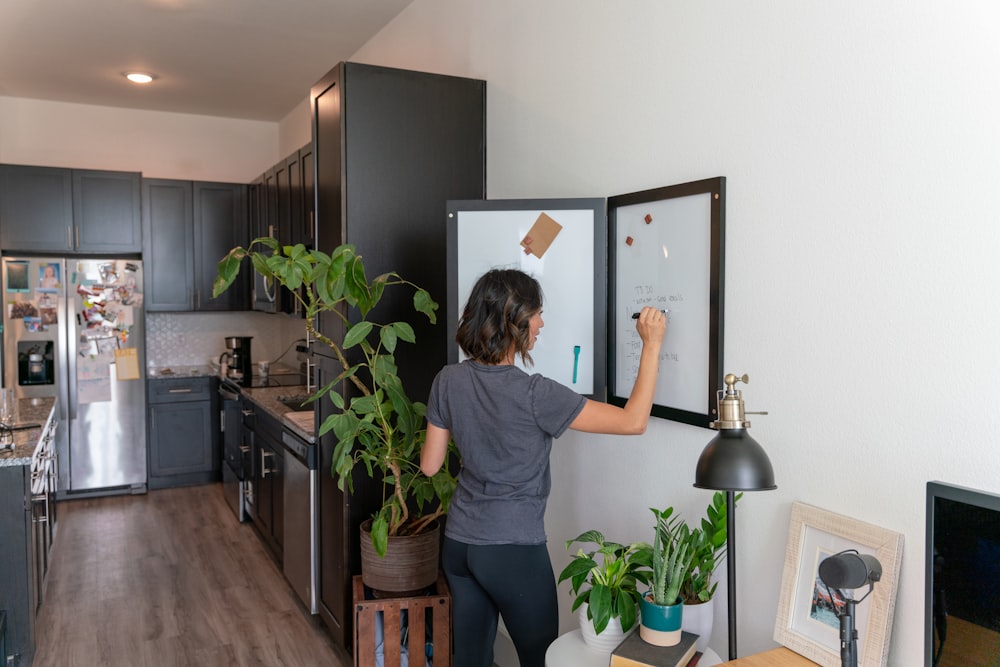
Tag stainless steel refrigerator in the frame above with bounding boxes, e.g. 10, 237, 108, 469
2, 257, 146, 496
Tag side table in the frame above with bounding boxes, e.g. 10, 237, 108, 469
546, 629, 723, 666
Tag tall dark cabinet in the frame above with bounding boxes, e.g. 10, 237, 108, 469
309, 62, 486, 649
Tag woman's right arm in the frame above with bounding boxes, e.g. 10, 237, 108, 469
569, 306, 666, 435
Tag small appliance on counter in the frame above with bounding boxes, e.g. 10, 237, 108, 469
222, 335, 253, 386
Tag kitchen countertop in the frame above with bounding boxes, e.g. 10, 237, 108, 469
148, 364, 215, 378
240, 385, 316, 443
148, 363, 303, 386
0, 396, 56, 467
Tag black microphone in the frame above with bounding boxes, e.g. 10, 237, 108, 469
818, 550, 882, 589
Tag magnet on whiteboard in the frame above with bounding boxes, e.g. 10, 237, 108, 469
625, 236, 634, 246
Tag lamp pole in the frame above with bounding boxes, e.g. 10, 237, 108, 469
725, 489, 738, 660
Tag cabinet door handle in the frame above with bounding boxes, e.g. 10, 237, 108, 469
261, 449, 274, 477
168, 388, 193, 394
67, 225, 73, 248
242, 409, 254, 417
75, 225, 80, 248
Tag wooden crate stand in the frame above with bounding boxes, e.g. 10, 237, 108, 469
353, 574, 451, 667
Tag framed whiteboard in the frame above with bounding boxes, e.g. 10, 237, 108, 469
608, 177, 725, 428
446, 198, 607, 399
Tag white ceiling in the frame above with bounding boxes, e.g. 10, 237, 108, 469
0, 0, 412, 122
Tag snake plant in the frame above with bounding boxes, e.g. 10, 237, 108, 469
648, 506, 697, 606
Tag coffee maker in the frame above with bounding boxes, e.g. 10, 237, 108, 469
223, 336, 253, 386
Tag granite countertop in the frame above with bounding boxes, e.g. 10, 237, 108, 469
148, 364, 215, 378
240, 385, 316, 443
0, 396, 56, 467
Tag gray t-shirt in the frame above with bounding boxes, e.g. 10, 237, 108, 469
426, 360, 586, 545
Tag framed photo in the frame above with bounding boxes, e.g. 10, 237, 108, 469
774, 502, 904, 667
608, 177, 725, 427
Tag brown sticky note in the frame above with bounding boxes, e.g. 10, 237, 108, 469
114, 347, 140, 380
520, 213, 563, 258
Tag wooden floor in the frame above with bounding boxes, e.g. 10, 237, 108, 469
33, 484, 351, 667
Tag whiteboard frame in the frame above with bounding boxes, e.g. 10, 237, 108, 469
607, 177, 725, 428
446, 198, 607, 400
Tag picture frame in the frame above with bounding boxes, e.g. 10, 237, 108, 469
774, 502, 904, 667
607, 177, 725, 428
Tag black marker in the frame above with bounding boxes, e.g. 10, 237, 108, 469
632, 309, 668, 319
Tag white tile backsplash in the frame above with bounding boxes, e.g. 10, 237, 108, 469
146, 311, 306, 369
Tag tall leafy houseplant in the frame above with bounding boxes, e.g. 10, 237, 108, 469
681, 491, 740, 604
214, 239, 459, 557
557, 530, 652, 636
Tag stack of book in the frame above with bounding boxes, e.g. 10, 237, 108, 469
609, 631, 700, 667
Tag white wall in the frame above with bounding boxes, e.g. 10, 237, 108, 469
351, 2, 1000, 664
0, 96, 278, 182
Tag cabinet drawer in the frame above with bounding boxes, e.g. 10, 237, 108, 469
147, 377, 213, 403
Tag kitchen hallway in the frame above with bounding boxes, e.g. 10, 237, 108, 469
33, 484, 349, 666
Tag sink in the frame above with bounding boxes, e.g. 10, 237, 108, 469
277, 395, 313, 412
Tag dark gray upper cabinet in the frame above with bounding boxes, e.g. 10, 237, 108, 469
0, 165, 73, 251
193, 182, 247, 311
0, 165, 141, 253
143, 179, 194, 311
143, 178, 247, 312
73, 170, 142, 252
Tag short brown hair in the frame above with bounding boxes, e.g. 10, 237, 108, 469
455, 269, 543, 365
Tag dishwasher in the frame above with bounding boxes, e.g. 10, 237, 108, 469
282, 427, 319, 614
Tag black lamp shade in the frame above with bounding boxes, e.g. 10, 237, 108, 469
694, 428, 776, 491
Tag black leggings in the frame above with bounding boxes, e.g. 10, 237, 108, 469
442, 538, 559, 667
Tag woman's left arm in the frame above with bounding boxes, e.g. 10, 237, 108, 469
421, 423, 451, 476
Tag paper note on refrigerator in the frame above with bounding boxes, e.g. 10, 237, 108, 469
115, 348, 140, 380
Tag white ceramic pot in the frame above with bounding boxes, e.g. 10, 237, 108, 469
577, 602, 636, 652
682, 596, 715, 653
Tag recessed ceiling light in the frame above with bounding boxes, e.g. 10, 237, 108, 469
124, 72, 157, 84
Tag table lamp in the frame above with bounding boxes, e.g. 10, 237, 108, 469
694, 373, 776, 660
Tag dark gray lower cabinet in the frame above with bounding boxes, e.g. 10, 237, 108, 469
248, 406, 284, 560
1, 466, 34, 666
147, 377, 220, 489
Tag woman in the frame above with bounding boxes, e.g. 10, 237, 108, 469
421, 269, 666, 667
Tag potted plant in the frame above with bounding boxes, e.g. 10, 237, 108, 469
639, 506, 697, 647
214, 239, 459, 592
557, 530, 652, 652
679, 491, 740, 651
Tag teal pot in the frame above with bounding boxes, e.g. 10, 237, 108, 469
639, 593, 684, 647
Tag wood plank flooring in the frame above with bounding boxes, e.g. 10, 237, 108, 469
32, 484, 350, 667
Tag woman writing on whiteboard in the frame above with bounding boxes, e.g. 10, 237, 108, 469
421, 268, 666, 667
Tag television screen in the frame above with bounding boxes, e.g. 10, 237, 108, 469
926, 482, 1000, 666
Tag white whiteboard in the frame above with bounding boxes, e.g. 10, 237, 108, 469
608, 178, 725, 427
447, 199, 606, 398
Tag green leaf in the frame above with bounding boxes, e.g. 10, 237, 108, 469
380, 325, 398, 353
392, 321, 415, 344
589, 584, 612, 635
370, 516, 389, 558
343, 321, 373, 349
213, 246, 247, 297
413, 289, 438, 324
